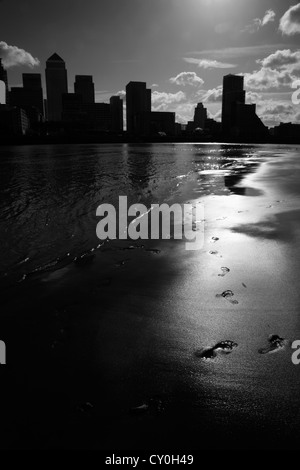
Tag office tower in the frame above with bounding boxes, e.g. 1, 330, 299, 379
0, 58, 9, 104
10, 74, 44, 128
45, 53, 68, 121
194, 103, 207, 129
62, 93, 83, 123
110, 96, 123, 133
0, 106, 30, 136
146, 111, 176, 136
22, 73, 44, 116
74, 75, 95, 103
222, 74, 245, 136
234, 102, 267, 141
126, 81, 151, 135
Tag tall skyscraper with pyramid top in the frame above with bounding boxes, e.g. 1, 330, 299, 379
45, 53, 68, 121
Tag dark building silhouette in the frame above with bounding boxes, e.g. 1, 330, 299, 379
126, 81, 151, 135
272, 122, 300, 143
22, 73, 44, 116
222, 74, 267, 141
74, 75, 95, 104
62, 93, 111, 133
187, 102, 208, 133
0, 58, 9, 105
110, 96, 123, 133
235, 103, 268, 141
10, 73, 44, 131
45, 53, 68, 122
222, 74, 245, 137
194, 103, 207, 129
0, 105, 29, 137
62, 93, 83, 123
92, 103, 111, 131
146, 111, 176, 136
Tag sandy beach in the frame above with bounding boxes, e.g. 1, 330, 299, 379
1, 144, 300, 449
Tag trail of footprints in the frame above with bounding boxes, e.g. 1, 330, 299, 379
200, 236, 289, 360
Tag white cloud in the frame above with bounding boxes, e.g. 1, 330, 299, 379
257, 99, 298, 126
183, 58, 236, 69
246, 91, 262, 104
202, 86, 223, 103
186, 45, 290, 61
116, 90, 126, 99
244, 67, 296, 90
243, 9, 276, 33
169, 72, 204, 87
0, 41, 40, 68
258, 49, 300, 70
261, 9, 276, 26
279, 3, 300, 35
152, 90, 186, 111
243, 48, 300, 91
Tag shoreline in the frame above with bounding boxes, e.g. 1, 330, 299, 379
1, 147, 300, 449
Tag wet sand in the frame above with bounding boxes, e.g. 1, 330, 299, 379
1, 147, 300, 449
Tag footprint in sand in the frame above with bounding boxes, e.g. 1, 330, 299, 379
216, 290, 239, 305
130, 396, 164, 415
115, 259, 128, 267
209, 250, 223, 258
218, 267, 230, 277
258, 334, 288, 354
195, 340, 238, 359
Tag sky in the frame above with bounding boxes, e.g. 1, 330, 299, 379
0, 0, 300, 127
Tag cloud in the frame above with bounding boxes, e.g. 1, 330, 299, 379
244, 67, 295, 90
243, 9, 276, 33
169, 72, 204, 87
183, 58, 236, 69
116, 90, 126, 99
279, 3, 300, 36
0, 41, 40, 68
261, 9, 276, 26
186, 45, 288, 60
244, 48, 300, 91
246, 91, 262, 104
152, 90, 186, 111
257, 99, 298, 126
201, 86, 223, 103
258, 49, 300, 70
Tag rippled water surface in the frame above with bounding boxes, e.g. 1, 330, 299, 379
0, 143, 294, 283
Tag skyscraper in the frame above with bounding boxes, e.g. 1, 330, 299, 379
22, 73, 44, 116
221, 74, 267, 141
110, 96, 123, 133
222, 74, 245, 136
0, 58, 9, 105
193, 103, 207, 129
126, 82, 151, 135
74, 75, 95, 104
45, 53, 68, 121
